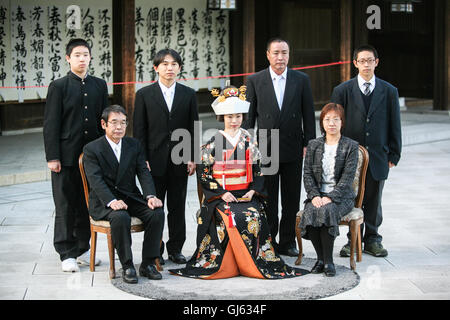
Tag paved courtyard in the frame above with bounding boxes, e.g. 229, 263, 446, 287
0, 110, 450, 300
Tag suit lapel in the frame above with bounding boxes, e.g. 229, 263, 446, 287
115, 138, 133, 185
153, 82, 170, 116
367, 77, 383, 118
279, 69, 295, 121
99, 136, 119, 173
351, 77, 367, 117
169, 82, 182, 115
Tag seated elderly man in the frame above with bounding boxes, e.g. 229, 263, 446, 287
83, 105, 164, 284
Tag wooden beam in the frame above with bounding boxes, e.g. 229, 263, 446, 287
113, 0, 135, 135
340, 0, 352, 83
242, 0, 255, 82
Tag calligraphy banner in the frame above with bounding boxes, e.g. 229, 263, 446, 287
135, 0, 230, 92
0, 0, 113, 102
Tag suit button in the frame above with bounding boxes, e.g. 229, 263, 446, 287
84, 131, 88, 134
84, 93, 87, 96
85, 118, 89, 122
85, 106, 88, 109
366, 132, 370, 136
367, 118, 370, 123
114, 186, 118, 189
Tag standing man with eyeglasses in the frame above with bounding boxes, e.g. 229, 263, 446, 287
133, 49, 199, 265
43, 38, 109, 272
331, 44, 402, 257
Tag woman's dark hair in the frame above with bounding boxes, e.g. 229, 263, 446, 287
353, 44, 378, 61
66, 38, 91, 56
319, 103, 345, 135
153, 48, 183, 67
101, 105, 127, 123
216, 113, 248, 122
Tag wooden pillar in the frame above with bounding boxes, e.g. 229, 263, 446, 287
340, 0, 352, 83
445, 1, 450, 110
242, 0, 255, 83
113, 0, 135, 135
433, 0, 449, 111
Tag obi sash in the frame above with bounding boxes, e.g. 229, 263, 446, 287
212, 148, 253, 191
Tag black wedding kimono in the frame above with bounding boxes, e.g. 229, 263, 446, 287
170, 129, 308, 279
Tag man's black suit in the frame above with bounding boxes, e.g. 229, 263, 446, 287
133, 82, 199, 255
43, 71, 108, 261
244, 67, 316, 252
331, 76, 402, 244
83, 136, 164, 268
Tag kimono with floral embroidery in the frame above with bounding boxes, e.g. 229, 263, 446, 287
169, 129, 308, 279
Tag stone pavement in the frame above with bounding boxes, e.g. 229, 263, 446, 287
0, 107, 450, 300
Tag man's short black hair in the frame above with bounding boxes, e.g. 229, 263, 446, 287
266, 37, 290, 52
353, 44, 379, 61
153, 48, 183, 67
66, 38, 91, 56
101, 105, 127, 123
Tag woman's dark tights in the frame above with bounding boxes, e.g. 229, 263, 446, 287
307, 226, 335, 265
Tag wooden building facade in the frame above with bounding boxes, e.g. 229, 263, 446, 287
0, 0, 449, 135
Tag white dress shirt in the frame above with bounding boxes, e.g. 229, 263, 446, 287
158, 80, 176, 111
357, 74, 376, 95
269, 66, 287, 109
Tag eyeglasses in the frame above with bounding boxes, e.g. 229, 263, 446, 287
356, 58, 376, 65
108, 120, 128, 127
323, 118, 341, 124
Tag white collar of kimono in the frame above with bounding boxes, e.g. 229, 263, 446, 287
219, 128, 242, 147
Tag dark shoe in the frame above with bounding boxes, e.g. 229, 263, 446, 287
324, 264, 336, 277
122, 266, 138, 284
364, 242, 388, 257
339, 243, 351, 257
278, 247, 299, 257
311, 260, 324, 274
139, 264, 162, 280
168, 253, 187, 264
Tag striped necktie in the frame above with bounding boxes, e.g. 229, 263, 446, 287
364, 82, 371, 96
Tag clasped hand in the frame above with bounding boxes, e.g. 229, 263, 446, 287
311, 196, 332, 208
221, 190, 255, 202
110, 197, 163, 211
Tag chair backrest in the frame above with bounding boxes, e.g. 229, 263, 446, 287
78, 152, 90, 210
352, 145, 369, 208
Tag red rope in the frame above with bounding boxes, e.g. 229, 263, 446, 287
0, 60, 350, 89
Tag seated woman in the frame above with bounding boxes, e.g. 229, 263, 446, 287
170, 86, 307, 279
300, 103, 359, 277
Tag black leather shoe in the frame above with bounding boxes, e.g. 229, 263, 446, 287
139, 264, 162, 280
278, 247, 299, 257
324, 263, 336, 277
168, 253, 187, 264
122, 266, 138, 284
311, 260, 324, 274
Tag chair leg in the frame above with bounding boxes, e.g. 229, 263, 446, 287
349, 220, 357, 271
106, 232, 116, 279
90, 228, 97, 272
356, 221, 363, 262
295, 216, 303, 265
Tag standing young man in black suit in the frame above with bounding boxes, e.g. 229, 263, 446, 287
83, 105, 165, 283
43, 38, 109, 272
133, 49, 199, 264
331, 45, 402, 257
244, 38, 316, 256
